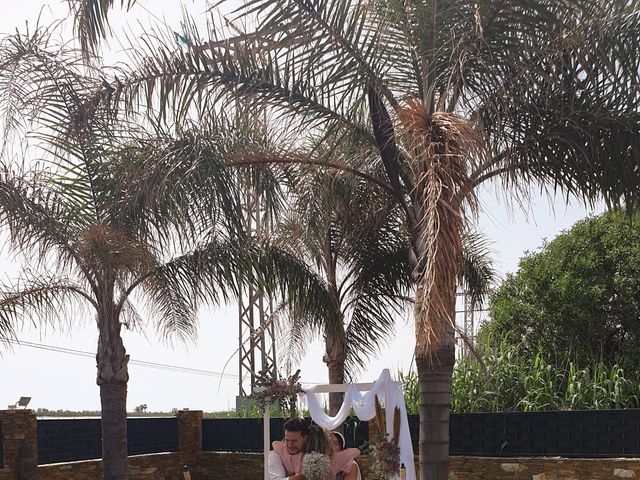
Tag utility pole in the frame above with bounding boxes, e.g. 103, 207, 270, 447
236, 181, 278, 405
184, 28, 279, 407
455, 290, 489, 356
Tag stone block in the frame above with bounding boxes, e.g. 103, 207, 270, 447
500, 463, 527, 473
615, 469, 636, 478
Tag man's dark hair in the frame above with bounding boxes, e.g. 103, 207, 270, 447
283, 417, 309, 436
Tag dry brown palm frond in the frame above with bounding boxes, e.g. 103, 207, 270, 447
374, 395, 386, 438
392, 405, 401, 444
398, 100, 488, 357
76, 224, 156, 281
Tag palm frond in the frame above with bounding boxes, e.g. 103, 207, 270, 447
470, 3, 640, 208
84, 13, 376, 145
106, 125, 245, 248
139, 238, 243, 342
343, 294, 402, 378
459, 230, 496, 310
0, 165, 81, 271
0, 273, 93, 347
137, 237, 333, 343
275, 306, 324, 375
67, 0, 138, 61
400, 105, 482, 354
0, 27, 126, 222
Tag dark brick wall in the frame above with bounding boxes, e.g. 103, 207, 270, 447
202, 416, 368, 452
343, 417, 369, 449
37, 417, 178, 464
0, 423, 3, 468
202, 417, 283, 452
128, 417, 177, 455
204, 412, 639, 457
442, 410, 640, 457
31, 409, 640, 466
38, 418, 102, 464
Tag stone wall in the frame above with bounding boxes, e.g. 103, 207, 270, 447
1, 409, 201, 480
448, 456, 640, 480
0, 409, 38, 480
177, 410, 202, 454
3, 409, 640, 480
191, 454, 640, 480
34, 451, 640, 480
37, 452, 196, 480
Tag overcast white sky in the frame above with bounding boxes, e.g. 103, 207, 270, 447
0, 0, 601, 414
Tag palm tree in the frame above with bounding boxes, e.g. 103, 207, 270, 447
277, 166, 495, 415
0, 28, 330, 480
68, 1, 640, 478
275, 165, 412, 414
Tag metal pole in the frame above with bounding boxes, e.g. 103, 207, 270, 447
264, 402, 270, 480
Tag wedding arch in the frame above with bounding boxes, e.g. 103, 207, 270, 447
262, 369, 416, 480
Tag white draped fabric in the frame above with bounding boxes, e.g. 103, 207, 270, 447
300, 369, 416, 480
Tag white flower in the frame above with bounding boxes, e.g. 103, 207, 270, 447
302, 452, 331, 480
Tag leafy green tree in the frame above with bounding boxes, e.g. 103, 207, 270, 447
483, 211, 640, 375
0, 29, 328, 480
66, 1, 640, 477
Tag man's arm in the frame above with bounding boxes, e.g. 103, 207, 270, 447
268, 451, 289, 480
267, 451, 307, 480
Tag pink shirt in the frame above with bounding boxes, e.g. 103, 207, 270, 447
272, 441, 304, 476
272, 441, 360, 480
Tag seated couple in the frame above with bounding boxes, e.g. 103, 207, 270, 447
268, 418, 362, 480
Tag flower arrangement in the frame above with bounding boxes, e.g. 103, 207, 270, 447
370, 438, 400, 479
302, 451, 331, 480
252, 369, 302, 415
369, 395, 401, 480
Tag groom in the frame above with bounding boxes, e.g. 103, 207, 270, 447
268, 418, 309, 480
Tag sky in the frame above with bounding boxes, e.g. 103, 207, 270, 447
0, 0, 602, 414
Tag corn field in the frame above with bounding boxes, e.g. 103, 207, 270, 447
400, 338, 640, 414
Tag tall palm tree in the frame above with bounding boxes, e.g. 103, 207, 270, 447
275, 165, 412, 414
277, 166, 495, 415
69, 1, 640, 478
0, 28, 330, 480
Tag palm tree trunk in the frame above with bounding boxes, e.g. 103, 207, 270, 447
323, 318, 347, 416
327, 356, 346, 416
416, 331, 455, 480
96, 308, 129, 480
411, 222, 459, 480
100, 380, 128, 480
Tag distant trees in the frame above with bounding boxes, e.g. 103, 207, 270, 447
482, 211, 640, 375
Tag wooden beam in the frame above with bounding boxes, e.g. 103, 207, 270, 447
306, 382, 376, 394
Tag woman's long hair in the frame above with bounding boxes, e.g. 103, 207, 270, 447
304, 425, 333, 455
